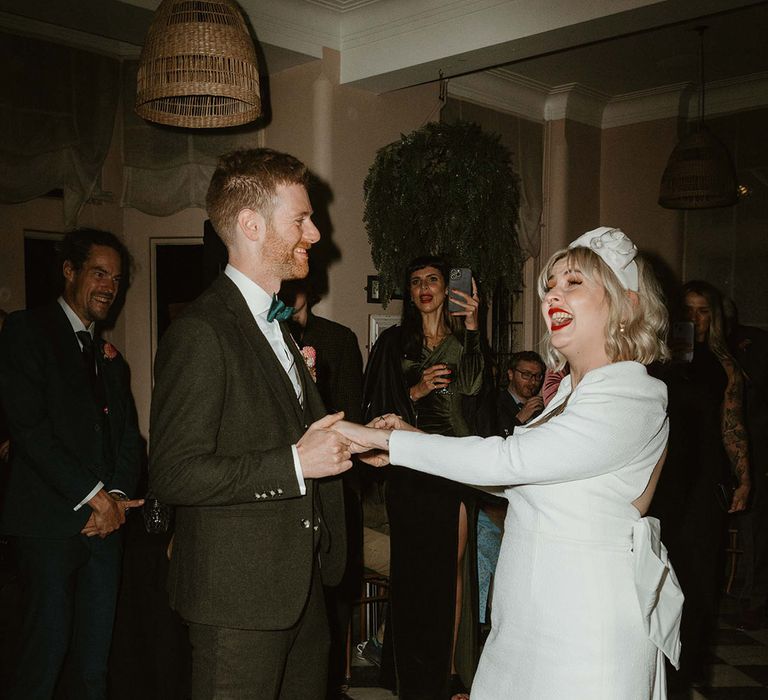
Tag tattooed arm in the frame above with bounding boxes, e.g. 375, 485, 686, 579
721, 357, 750, 512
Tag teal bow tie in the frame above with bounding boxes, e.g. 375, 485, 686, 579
267, 294, 294, 322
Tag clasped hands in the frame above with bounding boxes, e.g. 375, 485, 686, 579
296, 412, 420, 478
81, 489, 145, 538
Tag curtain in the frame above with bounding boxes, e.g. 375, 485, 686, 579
0, 32, 120, 227
121, 61, 265, 216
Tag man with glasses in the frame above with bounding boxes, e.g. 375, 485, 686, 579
496, 351, 546, 436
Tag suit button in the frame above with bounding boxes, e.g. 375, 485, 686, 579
94, 424, 101, 432
300, 519, 311, 528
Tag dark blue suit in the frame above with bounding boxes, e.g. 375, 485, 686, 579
0, 302, 141, 699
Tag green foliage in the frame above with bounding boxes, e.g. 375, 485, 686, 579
363, 120, 522, 305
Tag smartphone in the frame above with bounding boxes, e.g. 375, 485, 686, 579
448, 268, 472, 313
671, 321, 694, 363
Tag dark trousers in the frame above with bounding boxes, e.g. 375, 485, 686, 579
7, 532, 123, 700
187, 566, 329, 700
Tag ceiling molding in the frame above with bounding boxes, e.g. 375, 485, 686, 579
303, 0, 383, 11
447, 71, 547, 123
0, 10, 141, 57
449, 69, 768, 130
687, 72, 768, 119
545, 85, 607, 128
246, 2, 339, 56
602, 84, 692, 129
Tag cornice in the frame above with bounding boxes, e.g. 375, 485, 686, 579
449, 70, 768, 129
544, 85, 607, 128
447, 70, 548, 123
0, 10, 141, 57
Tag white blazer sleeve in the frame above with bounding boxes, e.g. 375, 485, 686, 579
389, 363, 668, 487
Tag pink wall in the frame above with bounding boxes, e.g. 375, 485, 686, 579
265, 49, 438, 358
600, 117, 684, 278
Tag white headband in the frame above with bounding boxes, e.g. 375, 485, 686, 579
568, 227, 639, 291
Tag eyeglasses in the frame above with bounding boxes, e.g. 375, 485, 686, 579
514, 369, 543, 382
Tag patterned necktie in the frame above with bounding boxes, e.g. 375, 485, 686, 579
267, 294, 294, 322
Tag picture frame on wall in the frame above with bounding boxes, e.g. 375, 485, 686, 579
366, 275, 403, 304
366, 275, 381, 304
368, 314, 399, 351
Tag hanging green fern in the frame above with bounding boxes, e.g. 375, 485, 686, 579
364, 120, 522, 306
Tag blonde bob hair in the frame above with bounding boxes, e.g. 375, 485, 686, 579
537, 246, 669, 370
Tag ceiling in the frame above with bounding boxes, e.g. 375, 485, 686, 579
1, 0, 766, 104
498, 2, 768, 97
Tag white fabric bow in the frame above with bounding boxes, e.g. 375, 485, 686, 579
631, 516, 684, 668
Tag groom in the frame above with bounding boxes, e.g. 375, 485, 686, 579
149, 148, 352, 699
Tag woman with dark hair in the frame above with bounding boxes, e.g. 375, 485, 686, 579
654, 280, 750, 690
362, 255, 483, 699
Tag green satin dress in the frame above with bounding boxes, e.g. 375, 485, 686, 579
386, 329, 484, 698
403, 331, 483, 436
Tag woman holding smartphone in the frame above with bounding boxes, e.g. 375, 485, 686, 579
362, 255, 483, 699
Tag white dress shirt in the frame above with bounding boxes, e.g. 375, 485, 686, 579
224, 265, 306, 494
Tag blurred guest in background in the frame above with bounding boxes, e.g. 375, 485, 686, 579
652, 279, 750, 690
495, 351, 545, 436
723, 299, 768, 627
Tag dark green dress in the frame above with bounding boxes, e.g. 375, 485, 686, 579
386, 330, 483, 698
403, 333, 482, 437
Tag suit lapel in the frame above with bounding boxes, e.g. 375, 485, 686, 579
215, 276, 304, 426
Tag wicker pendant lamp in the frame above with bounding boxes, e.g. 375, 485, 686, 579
136, 0, 261, 129
658, 27, 738, 209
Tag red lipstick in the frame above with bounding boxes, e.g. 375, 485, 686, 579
548, 307, 572, 331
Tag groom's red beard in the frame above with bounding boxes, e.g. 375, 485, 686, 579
262, 227, 311, 280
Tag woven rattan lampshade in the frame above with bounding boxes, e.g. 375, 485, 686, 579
658, 126, 738, 209
136, 0, 261, 128
658, 26, 738, 210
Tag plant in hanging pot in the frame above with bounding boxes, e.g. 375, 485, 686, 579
364, 120, 522, 306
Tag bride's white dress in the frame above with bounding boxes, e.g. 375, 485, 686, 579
389, 361, 683, 700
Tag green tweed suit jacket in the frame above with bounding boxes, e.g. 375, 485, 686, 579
149, 274, 346, 630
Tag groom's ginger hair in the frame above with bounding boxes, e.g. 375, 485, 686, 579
206, 148, 310, 246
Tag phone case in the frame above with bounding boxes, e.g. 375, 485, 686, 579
448, 268, 472, 313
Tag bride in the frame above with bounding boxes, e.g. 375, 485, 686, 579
342, 227, 683, 699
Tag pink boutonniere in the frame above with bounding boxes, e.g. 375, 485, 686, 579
301, 346, 317, 382
102, 342, 119, 361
